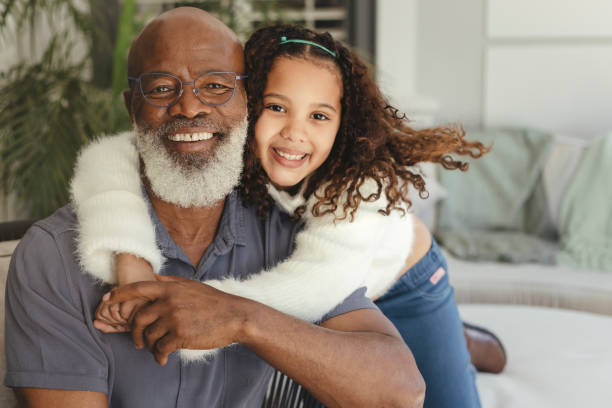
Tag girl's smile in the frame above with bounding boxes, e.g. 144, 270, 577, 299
254, 56, 342, 189
270, 146, 309, 168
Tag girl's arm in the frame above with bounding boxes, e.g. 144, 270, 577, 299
204, 183, 415, 323
180, 199, 413, 362
70, 132, 163, 284
152, 200, 415, 363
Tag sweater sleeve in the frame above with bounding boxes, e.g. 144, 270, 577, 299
205, 182, 415, 323
70, 132, 164, 284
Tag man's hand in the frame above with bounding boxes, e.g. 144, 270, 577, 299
103, 275, 249, 365
14, 388, 107, 408
103, 276, 425, 407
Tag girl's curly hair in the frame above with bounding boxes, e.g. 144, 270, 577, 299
240, 24, 489, 220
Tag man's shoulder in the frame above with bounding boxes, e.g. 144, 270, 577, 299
8, 204, 101, 324
29, 204, 77, 241
5, 206, 111, 397
14, 204, 78, 270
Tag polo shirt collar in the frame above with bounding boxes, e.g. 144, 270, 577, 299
143, 188, 247, 263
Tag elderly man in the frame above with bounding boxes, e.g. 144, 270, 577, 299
4, 7, 425, 408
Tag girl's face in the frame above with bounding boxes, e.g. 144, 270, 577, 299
254, 56, 342, 189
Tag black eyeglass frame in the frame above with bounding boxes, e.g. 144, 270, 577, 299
127, 71, 248, 108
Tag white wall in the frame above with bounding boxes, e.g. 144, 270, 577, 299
483, 0, 612, 139
376, 0, 439, 127
416, 0, 484, 127
376, 1, 417, 103
487, 0, 612, 38
376, 0, 484, 127
376, 0, 612, 139
484, 44, 612, 137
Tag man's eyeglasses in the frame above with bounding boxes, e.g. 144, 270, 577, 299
128, 72, 248, 108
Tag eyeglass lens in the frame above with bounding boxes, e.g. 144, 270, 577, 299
139, 72, 237, 107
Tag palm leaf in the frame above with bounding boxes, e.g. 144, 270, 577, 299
0, 37, 128, 218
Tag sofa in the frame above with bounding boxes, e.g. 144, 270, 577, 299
432, 130, 612, 315
430, 129, 612, 407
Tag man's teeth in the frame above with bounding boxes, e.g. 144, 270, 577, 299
168, 132, 214, 142
275, 149, 306, 161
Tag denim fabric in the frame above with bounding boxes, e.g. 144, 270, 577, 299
375, 239, 481, 408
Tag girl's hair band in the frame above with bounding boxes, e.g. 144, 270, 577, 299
279, 36, 337, 58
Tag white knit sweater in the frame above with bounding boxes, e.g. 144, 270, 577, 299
71, 132, 415, 362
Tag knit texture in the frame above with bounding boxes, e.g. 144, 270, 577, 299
71, 132, 164, 283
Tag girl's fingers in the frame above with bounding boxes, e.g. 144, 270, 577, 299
109, 302, 126, 323
107, 281, 167, 304
96, 302, 114, 324
93, 319, 129, 333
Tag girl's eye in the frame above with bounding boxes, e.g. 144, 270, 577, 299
311, 112, 329, 121
265, 104, 286, 113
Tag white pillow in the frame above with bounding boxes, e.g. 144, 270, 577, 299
543, 135, 588, 231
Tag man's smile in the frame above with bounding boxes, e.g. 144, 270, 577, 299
164, 127, 225, 153
168, 132, 215, 142
168, 138, 218, 153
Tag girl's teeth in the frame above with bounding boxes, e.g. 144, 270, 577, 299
168, 132, 214, 142
275, 149, 306, 161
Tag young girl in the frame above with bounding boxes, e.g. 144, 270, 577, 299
71, 24, 488, 407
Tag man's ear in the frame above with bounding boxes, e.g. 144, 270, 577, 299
123, 90, 135, 123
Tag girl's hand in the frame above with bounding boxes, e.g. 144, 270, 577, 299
94, 253, 157, 333
94, 295, 150, 333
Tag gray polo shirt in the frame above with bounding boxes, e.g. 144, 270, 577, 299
4, 191, 375, 407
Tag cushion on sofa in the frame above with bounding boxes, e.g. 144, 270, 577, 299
558, 133, 612, 272
435, 127, 557, 263
541, 135, 587, 229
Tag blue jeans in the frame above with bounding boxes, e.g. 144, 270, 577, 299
375, 239, 481, 408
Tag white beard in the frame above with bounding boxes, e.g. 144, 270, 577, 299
135, 117, 248, 208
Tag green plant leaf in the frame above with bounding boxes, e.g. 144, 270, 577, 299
0, 38, 130, 218
111, 0, 136, 99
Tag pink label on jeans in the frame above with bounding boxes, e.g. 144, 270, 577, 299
429, 267, 446, 285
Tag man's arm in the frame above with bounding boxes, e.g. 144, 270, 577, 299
106, 276, 426, 408
6, 225, 111, 408
246, 305, 425, 408
14, 388, 107, 408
